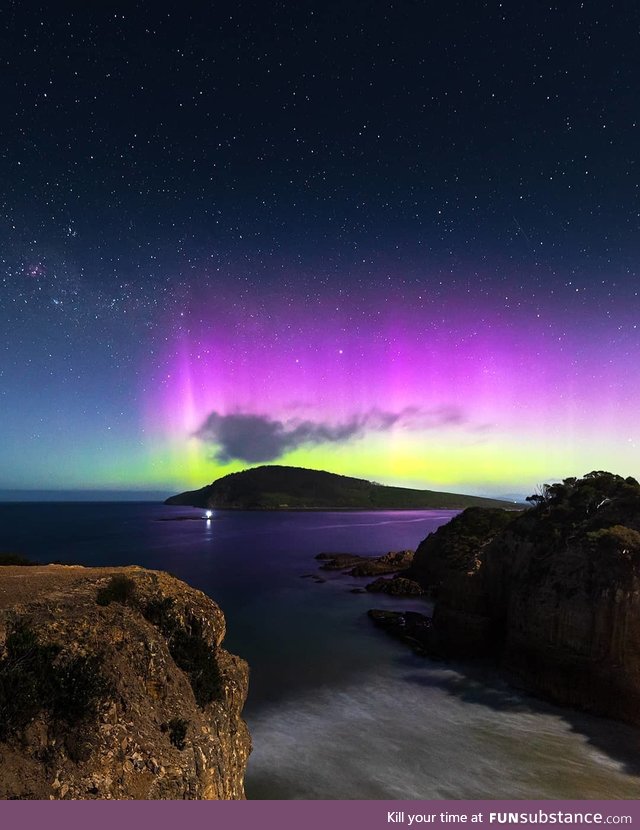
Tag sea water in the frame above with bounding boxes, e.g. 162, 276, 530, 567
1, 503, 638, 799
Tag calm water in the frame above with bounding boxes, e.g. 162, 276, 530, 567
1, 502, 639, 799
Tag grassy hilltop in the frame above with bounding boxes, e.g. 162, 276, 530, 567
165, 465, 515, 511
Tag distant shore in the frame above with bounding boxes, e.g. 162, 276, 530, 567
164, 504, 523, 514
165, 465, 519, 511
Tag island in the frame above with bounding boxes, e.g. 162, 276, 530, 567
165, 465, 516, 510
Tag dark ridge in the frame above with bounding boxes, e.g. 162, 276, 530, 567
165, 465, 516, 511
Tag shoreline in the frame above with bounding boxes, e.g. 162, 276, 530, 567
164, 504, 523, 513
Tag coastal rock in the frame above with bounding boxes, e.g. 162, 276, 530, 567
317, 549, 414, 575
0, 565, 251, 800
349, 550, 414, 576
406, 507, 514, 657
316, 553, 365, 571
408, 508, 514, 596
407, 472, 640, 726
367, 610, 432, 654
365, 576, 424, 596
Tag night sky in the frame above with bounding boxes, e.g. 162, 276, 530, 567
1, 1, 638, 498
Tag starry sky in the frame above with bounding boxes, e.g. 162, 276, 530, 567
1, 1, 638, 499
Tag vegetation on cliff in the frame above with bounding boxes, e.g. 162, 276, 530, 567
166, 465, 514, 510
0, 621, 109, 745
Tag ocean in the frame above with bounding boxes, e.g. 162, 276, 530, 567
1, 502, 638, 799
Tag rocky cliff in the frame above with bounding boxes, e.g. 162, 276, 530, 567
408, 507, 515, 656
408, 472, 640, 725
0, 565, 250, 799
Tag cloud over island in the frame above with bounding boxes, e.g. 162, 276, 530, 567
194, 406, 466, 464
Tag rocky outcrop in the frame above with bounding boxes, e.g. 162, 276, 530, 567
316, 553, 368, 571
407, 472, 640, 726
408, 507, 514, 596
0, 565, 251, 800
350, 550, 414, 577
316, 549, 414, 576
368, 610, 432, 654
365, 576, 424, 596
407, 507, 514, 656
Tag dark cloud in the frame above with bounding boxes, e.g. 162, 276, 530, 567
194, 406, 468, 464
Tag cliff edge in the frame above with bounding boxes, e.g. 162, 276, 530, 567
0, 565, 250, 799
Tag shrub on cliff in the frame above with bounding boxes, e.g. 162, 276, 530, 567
96, 575, 137, 606
588, 525, 640, 558
0, 621, 109, 742
525, 472, 640, 518
165, 717, 189, 750
517, 473, 640, 553
586, 525, 640, 584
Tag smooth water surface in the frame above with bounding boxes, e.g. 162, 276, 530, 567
1, 502, 639, 799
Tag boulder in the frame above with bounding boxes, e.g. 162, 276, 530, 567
365, 576, 424, 596
367, 609, 432, 654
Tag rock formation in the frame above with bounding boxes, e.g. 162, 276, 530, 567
368, 609, 432, 654
407, 471, 640, 725
0, 565, 250, 800
316, 549, 414, 575
365, 576, 424, 595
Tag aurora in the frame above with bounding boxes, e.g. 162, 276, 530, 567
1, 2, 637, 500
138, 280, 639, 498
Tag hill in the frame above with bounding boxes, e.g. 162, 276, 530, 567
165, 465, 516, 510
